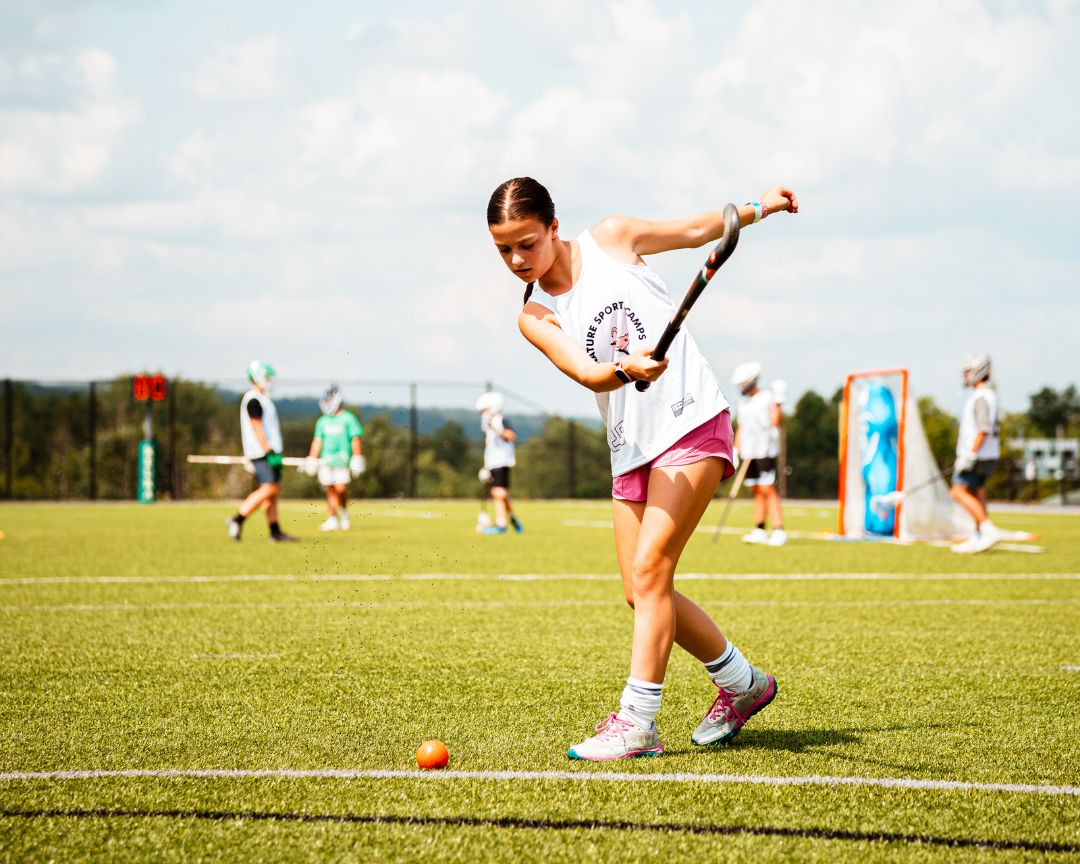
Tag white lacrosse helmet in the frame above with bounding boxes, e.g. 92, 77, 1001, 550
731, 361, 762, 392
247, 360, 277, 392
475, 391, 503, 415
319, 384, 343, 415
962, 353, 991, 386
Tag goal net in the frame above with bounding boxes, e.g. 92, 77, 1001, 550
838, 369, 972, 541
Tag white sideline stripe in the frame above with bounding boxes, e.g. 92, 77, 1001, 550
566, 520, 1045, 552
0, 768, 1075, 797
0, 600, 616, 613
1062, 665, 1080, 671
3, 572, 1078, 586
4, 599, 1076, 614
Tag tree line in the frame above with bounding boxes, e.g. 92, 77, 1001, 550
1, 378, 1076, 501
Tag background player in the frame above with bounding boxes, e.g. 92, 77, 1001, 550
227, 361, 296, 542
731, 362, 787, 547
951, 354, 1001, 554
304, 385, 365, 532
476, 391, 522, 535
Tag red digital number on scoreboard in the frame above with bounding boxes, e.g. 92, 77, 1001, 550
132, 375, 168, 402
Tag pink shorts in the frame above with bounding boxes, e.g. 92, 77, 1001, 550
612, 410, 735, 502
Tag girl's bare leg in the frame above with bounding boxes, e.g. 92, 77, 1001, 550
612, 458, 728, 683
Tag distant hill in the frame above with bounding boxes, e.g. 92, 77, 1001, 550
263, 398, 600, 443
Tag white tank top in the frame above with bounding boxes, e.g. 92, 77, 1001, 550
736, 389, 780, 459
482, 413, 516, 470
957, 386, 1000, 460
529, 229, 729, 476
240, 390, 283, 459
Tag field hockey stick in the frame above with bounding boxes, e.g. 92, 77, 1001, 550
868, 464, 956, 516
711, 456, 752, 542
635, 203, 741, 392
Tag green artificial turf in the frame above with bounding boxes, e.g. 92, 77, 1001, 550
0, 499, 1077, 862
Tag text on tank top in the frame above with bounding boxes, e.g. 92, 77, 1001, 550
527, 229, 729, 476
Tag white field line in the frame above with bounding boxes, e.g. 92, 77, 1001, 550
1062, 665, 1080, 671
358, 509, 445, 520
2, 572, 1078, 587
566, 520, 1045, 553
3, 599, 1076, 614
0, 767, 1075, 797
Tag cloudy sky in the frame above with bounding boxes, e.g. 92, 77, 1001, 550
1, 0, 1077, 419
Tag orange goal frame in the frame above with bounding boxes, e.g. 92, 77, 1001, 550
837, 368, 909, 538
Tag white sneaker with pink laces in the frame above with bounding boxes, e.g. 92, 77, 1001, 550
567, 712, 664, 761
692, 666, 777, 746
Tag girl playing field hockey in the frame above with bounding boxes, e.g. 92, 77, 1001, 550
487, 177, 798, 760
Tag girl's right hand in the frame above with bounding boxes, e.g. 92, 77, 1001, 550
623, 348, 669, 382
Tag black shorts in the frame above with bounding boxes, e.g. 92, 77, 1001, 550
745, 457, 777, 481
954, 459, 996, 491
489, 467, 511, 489
251, 458, 282, 485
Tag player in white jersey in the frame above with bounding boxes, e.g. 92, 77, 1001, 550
951, 354, 1001, 554
488, 176, 798, 761
226, 360, 296, 543
731, 362, 787, 546
476, 391, 523, 535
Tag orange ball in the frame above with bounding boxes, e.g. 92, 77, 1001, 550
416, 739, 450, 770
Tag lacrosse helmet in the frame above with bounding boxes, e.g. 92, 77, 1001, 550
475, 391, 503, 415
731, 361, 762, 394
247, 360, 277, 393
962, 354, 991, 387
319, 384, 343, 415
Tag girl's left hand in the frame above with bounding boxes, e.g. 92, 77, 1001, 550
760, 186, 798, 215
623, 348, 669, 382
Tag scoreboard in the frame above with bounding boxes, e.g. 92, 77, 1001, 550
132, 374, 168, 402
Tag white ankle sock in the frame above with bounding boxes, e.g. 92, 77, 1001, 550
616, 677, 663, 730
704, 643, 753, 694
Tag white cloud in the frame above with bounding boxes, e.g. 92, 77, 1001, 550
190, 35, 287, 103
0, 48, 138, 193
2, 0, 1079, 414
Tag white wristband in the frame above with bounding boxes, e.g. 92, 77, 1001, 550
751, 201, 763, 223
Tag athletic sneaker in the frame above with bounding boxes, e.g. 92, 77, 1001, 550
952, 523, 1001, 554
567, 713, 664, 761
768, 529, 788, 547
692, 666, 777, 746
339, 512, 350, 532
319, 516, 339, 532
483, 525, 508, 535
510, 515, 524, 534
742, 528, 769, 545
226, 517, 242, 542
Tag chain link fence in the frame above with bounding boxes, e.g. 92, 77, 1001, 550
0, 376, 610, 501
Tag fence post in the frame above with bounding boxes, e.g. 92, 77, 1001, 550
88, 382, 97, 500
3, 379, 12, 500
567, 419, 577, 499
408, 382, 418, 498
168, 379, 177, 499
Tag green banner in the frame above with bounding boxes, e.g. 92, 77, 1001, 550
137, 440, 156, 503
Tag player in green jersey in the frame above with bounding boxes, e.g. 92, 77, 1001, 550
303, 385, 365, 531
